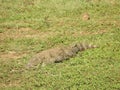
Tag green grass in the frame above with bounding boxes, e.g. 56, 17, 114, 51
0, 0, 120, 90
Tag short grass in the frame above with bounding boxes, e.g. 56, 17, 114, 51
0, 0, 120, 90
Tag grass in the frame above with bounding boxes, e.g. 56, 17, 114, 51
0, 0, 120, 89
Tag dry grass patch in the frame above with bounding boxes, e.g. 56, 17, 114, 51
0, 80, 21, 88
62, 29, 109, 38
0, 27, 58, 40
0, 51, 27, 60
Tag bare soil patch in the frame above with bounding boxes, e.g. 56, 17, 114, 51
0, 51, 27, 59
80, 29, 108, 36
63, 29, 108, 38
0, 80, 21, 88
0, 27, 57, 41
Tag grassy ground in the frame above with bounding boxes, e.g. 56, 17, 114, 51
0, 0, 120, 89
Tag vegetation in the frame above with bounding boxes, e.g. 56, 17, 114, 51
0, 0, 120, 89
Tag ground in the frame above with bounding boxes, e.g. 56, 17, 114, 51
0, 0, 120, 90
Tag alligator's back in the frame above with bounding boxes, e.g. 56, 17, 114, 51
26, 42, 98, 69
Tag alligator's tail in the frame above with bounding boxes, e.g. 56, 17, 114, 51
76, 42, 98, 51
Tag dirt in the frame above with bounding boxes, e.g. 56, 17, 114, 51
82, 13, 90, 21
80, 29, 108, 35
62, 29, 108, 38
0, 27, 57, 41
0, 80, 21, 88
0, 51, 27, 59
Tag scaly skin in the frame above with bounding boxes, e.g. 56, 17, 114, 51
26, 42, 98, 69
